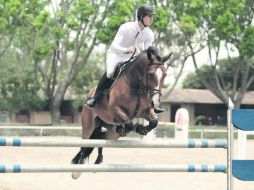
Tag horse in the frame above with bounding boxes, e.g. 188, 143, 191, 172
71, 47, 171, 179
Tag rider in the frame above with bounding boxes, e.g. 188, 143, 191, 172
86, 5, 164, 114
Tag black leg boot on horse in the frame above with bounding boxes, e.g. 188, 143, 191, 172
86, 73, 113, 109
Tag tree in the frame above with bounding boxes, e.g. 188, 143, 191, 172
171, 0, 254, 108
0, 0, 47, 57
30, 0, 141, 124
0, 0, 156, 124
0, 49, 45, 114
148, 1, 203, 92
71, 51, 106, 108
20, 0, 110, 124
183, 58, 254, 90
0, 0, 47, 115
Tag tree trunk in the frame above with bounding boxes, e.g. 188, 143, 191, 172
51, 86, 66, 125
51, 105, 61, 125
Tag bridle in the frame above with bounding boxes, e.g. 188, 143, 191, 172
123, 54, 164, 118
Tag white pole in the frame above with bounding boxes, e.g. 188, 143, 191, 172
1, 164, 227, 173
0, 138, 227, 148
175, 108, 189, 141
227, 98, 234, 190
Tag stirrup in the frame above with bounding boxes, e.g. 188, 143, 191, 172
86, 98, 96, 109
154, 107, 164, 114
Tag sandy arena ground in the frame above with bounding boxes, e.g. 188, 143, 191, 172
1, 136, 254, 190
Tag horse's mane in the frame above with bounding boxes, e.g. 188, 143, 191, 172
136, 46, 161, 63
123, 46, 161, 89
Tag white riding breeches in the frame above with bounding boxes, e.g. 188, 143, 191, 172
106, 52, 123, 78
106, 50, 136, 78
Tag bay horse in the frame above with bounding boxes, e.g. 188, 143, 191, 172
71, 47, 171, 179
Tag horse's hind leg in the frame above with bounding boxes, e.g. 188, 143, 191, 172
93, 125, 127, 165
94, 147, 103, 164
94, 125, 121, 164
93, 123, 134, 165
72, 126, 103, 179
71, 106, 98, 179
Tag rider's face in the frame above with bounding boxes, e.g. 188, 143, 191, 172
143, 14, 154, 26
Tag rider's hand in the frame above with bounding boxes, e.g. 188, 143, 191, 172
125, 46, 135, 54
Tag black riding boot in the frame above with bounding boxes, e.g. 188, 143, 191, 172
154, 107, 165, 114
86, 75, 112, 109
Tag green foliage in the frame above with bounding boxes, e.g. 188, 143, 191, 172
71, 51, 105, 108
152, 7, 168, 31
179, 15, 197, 36
33, 38, 54, 61
1, 0, 253, 120
214, 10, 240, 40
172, 0, 207, 35
194, 115, 207, 125
0, 0, 49, 112
239, 26, 254, 58
0, 49, 45, 112
97, 0, 134, 45
183, 57, 254, 90
32, 11, 50, 29
182, 72, 205, 89
209, 0, 243, 39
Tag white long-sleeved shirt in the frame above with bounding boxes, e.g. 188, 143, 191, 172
108, 21, 154, 61
106, 21, 154, 78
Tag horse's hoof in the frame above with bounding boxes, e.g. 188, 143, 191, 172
135, 124, 148, 135
116, 126, 127, 137
72, 172, 81, 179
101, 126, 107, 132
95, 155, 103, 164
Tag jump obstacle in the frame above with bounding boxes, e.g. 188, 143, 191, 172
1, 98, 254, 190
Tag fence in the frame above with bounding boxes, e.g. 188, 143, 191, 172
1, 99, 254, 190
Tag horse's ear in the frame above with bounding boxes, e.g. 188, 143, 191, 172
162, 52, 172, 63
147, 51, 158, 63
147, 46, 158, 61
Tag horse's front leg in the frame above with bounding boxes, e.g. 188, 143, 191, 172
136, 109, 158, 135
111, 106, 130, 124
116, 122, 134, 137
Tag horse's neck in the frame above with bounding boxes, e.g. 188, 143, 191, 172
125, 56, 146, 89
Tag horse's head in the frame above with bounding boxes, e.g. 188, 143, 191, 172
125, 46, 171, 92
144, 46, 171, 89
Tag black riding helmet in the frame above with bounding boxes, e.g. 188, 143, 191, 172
137, 5, 156, 27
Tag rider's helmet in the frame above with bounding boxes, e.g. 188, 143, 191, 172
137, 5, 156, 21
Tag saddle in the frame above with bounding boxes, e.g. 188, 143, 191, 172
101, 60, 132, 94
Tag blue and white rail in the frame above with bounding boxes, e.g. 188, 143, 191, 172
0, 164, 227, 173
0, 138, 227, 148
1, 99, 254, 190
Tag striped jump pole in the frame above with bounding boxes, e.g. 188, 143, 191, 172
0, 138, 227, 148
2, 101, 254, 190
0, 164, 227, 173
